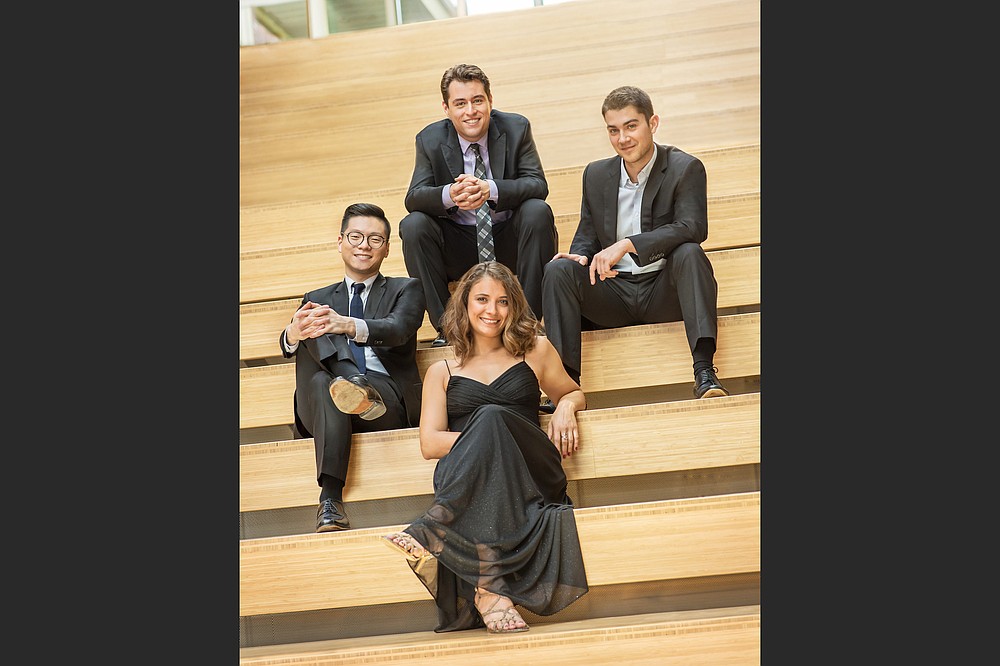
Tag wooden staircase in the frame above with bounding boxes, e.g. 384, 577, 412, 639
239, 0, 761, 662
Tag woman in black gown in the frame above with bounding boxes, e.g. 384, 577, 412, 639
382, 261, 589, 634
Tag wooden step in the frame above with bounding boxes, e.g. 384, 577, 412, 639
239, 194, 758, 345
239, 144, 759, 256
240, 99, 759, 209
241, 392, 759, 513
239, 604, 761, 665
240, 243, 758, 360
239, 61, 759, 175
239, 491, 760, 617
240, 311, 760, 430
240, 0, 760, 99
240, 26, 758, 134
240, 182, 759, 307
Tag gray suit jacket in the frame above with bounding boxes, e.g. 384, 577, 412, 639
569, 143, 708, 266
403, 109, 549, 218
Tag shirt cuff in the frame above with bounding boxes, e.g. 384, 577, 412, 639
441, 184, 455, 208
353, 318, 370, 343
282, 330, 299, 353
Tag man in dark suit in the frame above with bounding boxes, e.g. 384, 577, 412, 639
279, 203, 426, 532
399, 63, 557, 347
542, 86, 729, 401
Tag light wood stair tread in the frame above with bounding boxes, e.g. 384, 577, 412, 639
240, 491, 760, 616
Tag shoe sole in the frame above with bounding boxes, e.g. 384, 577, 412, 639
698, 388, 729, 399
316, 523, 349, 533
329, 380, 387, 420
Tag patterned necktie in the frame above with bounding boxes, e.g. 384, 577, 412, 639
469, 142, 495, 262
349, 282, 366, 373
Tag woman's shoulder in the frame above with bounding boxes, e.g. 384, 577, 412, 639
524, 336, 555, 362
426, 358, 452, 378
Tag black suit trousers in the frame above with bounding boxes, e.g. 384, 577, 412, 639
541, 242, 719, 381
293, 350, 407, 486
399, 199, 556, 328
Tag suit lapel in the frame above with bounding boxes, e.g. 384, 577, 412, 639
366, 274, 386, 316
442, 123, 464, 178
332, 281, 349, 314
603, 158, 621, 241
640, 145, 669, 231
488, 119, 506, 179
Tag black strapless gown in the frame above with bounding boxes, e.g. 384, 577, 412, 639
401, 361, 589, 632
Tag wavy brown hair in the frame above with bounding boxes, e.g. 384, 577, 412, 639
440, 261, 542, 364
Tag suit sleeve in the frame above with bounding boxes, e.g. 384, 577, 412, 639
363, 278, 427, 347
404, 132, 451, 216
493, 117, 549, 212
568, 162, 602, 259
629, 157, 709, 265
278, 293, 311, 358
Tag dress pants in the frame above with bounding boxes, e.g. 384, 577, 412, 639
541, 242, 719, 382
399, 198, 556, 328
293, 352, 407, 486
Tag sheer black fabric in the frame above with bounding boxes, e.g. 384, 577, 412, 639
401, 361, 589, 632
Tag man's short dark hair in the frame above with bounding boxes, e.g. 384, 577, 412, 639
440, 63, 492, 104
341, 202, 391, 237
602, 86, 655, 123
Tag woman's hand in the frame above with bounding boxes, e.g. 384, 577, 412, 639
547, 401, 580, 459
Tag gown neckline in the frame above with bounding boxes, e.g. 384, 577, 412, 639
448, 360, 528, 388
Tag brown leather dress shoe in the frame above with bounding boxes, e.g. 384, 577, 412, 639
329, 374, 386, 420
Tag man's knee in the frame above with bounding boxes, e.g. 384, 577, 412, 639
543, 256, 579, 287
398, 211, 436, 243
516, 199, 555, 232
308, 370, 334, 398
672, 242, 711, 268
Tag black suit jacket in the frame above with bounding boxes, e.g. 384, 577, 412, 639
280, 274, 426, 429
403, 109, 549, 218
569, 143, 709, 265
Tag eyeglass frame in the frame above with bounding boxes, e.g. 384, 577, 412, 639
343, 231, 387, 248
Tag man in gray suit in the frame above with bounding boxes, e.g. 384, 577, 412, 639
399, 63, 557, 346
280, 203, 426, 532
542, 86, 729, 401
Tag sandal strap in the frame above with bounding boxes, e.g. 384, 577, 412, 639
475, 589, 525, 630
389, 532, 428, 558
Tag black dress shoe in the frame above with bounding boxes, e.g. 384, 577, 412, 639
431, 329, 448, 347
694, 367, 730, 399
316, 498, 351, 532
538, 399, 556, 414
329, 374, 386, 420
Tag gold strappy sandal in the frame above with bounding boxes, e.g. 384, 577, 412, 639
381, 532, 429, 562
475, 588, 529, 634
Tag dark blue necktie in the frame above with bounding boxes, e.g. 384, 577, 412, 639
349, 282, 366, 373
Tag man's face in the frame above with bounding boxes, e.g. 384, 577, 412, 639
338, 215, 389, 279
605, 105, 659, 171
443, 79, 492, 143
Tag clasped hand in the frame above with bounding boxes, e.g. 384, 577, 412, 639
288, 301, 356, 342
451, 174, 490, 211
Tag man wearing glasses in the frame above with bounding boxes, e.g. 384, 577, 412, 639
279, 202, 426, 532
